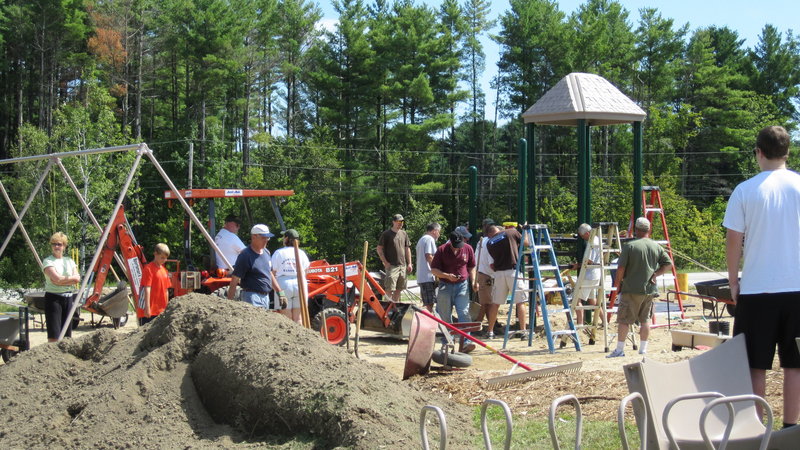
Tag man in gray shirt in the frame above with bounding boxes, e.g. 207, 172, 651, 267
415, 223, 441, 312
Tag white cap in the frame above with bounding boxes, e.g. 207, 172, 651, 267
634, 217, 651, 231
250, 224, 274, 237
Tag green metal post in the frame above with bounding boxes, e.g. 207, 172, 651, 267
526, 124, 536, 224
577, 120, 587, 226
518, 138, 527, 224
468, 166, 477, 247
633, 121, 643, 219
584, 124, 592, 225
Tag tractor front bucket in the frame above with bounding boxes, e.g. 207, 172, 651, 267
359, 301, 414, 337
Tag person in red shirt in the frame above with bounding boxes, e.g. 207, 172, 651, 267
138, 243, 171, 326
430, 231, 477, 353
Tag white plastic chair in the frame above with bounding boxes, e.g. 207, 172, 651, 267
624, 333, 799, 449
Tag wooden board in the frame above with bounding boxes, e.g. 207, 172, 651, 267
671, 329, 730, 350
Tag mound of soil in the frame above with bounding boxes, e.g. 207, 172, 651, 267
0, 294, 476, 448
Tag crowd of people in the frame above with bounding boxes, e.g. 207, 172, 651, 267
381, 216, 533, 354
35, 125, 799, 430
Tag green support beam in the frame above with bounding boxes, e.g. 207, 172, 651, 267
633, 121, 643, 219
577, 120, 587, 227
517, 139, 527, 224
526, 123, 536, 224
468, 165, 477, 247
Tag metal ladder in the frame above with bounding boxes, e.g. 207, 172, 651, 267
617, 186, 685, 321
504, 224, 580, 353
570, 222, 622, 353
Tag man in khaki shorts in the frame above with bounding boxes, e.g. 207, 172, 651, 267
473, 219, 498, 338
607, 217, 672, 357
377, 214, 412, 302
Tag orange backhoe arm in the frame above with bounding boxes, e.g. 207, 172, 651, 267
84, 206, 147, 310
307, 261, 392, 327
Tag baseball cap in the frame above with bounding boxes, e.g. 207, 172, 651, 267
482, 218, 495, 227
454, 225, 472, 239
391, 213, 404, 221
281, 229, 300, 239
449, 231, 465, 248
634, 217, 651, 231
224, 214, 241, 225
251, 224, 274, 237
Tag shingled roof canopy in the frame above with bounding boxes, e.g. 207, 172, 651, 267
522, 72, 645, 126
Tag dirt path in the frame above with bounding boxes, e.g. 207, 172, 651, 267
1, 295, 787, 448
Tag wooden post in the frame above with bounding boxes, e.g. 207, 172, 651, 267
354, 241, 369, 358
293, 241, 311, 328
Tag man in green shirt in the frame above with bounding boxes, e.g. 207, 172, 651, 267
607, 217, 672, 357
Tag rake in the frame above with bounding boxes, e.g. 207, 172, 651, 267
410, 306, 582, 386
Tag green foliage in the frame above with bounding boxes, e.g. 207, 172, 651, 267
476, 408, 639, 449
3, 0, 800, 288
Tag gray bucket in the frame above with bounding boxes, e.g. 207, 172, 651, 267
97, 283, 131, 318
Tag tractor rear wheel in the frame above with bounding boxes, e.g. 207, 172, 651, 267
312, 308, 349, 346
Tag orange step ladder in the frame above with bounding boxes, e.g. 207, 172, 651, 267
608, 186, 684, 323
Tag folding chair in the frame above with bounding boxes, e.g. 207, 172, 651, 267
624, 333, 800, 449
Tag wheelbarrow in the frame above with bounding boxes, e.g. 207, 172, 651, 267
0, 305, 30, 363
694, 278, 737, 335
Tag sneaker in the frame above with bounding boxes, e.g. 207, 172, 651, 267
487, 332, 495, 340
639, 349, 647, 355
461, 342, 477, 354
519, 330, 530, 341
606, 349, 625, 358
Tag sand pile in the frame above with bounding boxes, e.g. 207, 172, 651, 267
0, 294, 476, 448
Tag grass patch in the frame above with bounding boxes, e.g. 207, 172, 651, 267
474, 407, 641, 449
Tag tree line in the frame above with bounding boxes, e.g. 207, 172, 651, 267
0, 0, 799, 286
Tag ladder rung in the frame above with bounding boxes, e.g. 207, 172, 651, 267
538, 265, 559, 271
655, 240, 670, 245
602, 249, 620, 253
533, 245, 552, 250
645, 207, 662, 213
542, 287, 565, 293
552, 330, 577, 336
546, 308, 571, 315
575, 305, 599, 310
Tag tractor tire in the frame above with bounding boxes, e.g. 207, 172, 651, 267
213, 286, 240, 301
112, 314, 128, 329
431, 349, 472, 368
1, 339, 23, 363
312, 308, 349, 346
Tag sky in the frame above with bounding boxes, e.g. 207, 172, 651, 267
317, 0, 800, 121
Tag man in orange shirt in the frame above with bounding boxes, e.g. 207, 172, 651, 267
138, 243, 171, 326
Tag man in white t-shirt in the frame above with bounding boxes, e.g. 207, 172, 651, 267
215, 214, 246, 272
724, 125, 800, 429
415, 223, 441, 312
574, 223, 600, 343
271, 229, 311, 324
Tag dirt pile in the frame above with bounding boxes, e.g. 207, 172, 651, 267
0, 294, 476, 448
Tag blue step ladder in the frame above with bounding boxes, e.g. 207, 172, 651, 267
503, 224, 581, 353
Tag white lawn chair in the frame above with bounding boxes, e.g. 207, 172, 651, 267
624, 333, 800, 449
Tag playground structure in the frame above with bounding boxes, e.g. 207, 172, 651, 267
0, 143, 237, 340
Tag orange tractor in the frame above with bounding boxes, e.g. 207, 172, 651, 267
305, 260, 413, 345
